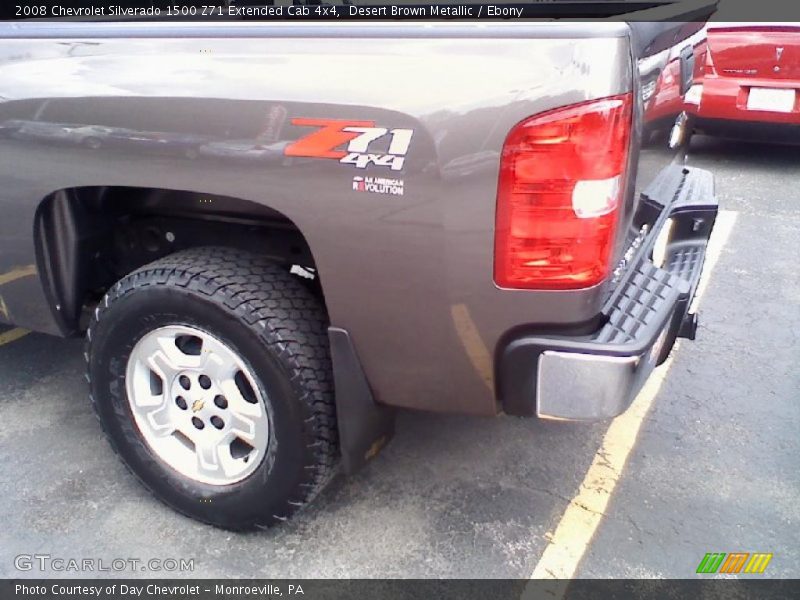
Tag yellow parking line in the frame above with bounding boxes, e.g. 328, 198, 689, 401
528, 354, 676, 582
0, 264, 36, 287
0, 263, 37, 336
527, 210, 737, 584
0, 327, 30, 347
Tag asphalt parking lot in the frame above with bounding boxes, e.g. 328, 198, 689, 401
0, 134, 798, 580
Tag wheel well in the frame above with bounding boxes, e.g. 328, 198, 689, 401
34, 186, 320, 335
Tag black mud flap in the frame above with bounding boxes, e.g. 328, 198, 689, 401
328, 327, 395, 474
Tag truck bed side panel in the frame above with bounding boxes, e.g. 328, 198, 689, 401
0, 25, 631, 414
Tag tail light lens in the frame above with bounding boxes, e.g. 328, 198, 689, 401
494, 93, 632, 290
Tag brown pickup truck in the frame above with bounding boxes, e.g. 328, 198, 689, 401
0, 12, 717, 529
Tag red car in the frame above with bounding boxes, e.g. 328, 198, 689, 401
686, 23, 800, 140
642, 47, 685, 134
642, 26, 707, 141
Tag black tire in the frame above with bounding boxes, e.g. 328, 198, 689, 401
86, 246, 338, 530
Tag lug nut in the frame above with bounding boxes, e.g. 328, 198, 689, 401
192, 417, 205, 430
214, 395, 228, 409
179, 375, 191, 390
199, 375, 212, 390
210, 416, 224, 430
175, 396, 187, 410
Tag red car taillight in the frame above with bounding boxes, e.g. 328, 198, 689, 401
494, 93, 632, 290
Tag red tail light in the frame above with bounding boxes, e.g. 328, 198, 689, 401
494, 93, 632, 290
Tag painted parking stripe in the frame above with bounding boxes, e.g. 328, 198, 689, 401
0, 265, 37, 322
0, 327, 30, 347
527, 210, 738, 584
0, 264, 36, 287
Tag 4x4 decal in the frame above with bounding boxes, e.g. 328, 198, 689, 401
285, 118, 413, 171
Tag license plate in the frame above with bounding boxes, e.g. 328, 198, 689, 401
747, 88, 796, 113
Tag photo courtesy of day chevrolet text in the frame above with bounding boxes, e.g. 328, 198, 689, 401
15, 583, 306, 598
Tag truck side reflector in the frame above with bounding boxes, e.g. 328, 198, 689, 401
494, 93, 632, 290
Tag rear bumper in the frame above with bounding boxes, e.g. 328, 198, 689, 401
693, 117, 800, 144
689, 76, 800, 126
498, 165, 717, 420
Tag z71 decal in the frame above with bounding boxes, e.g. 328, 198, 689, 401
285, 118, 413, 171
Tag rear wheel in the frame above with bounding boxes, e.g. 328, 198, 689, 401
86, 247, 338, 530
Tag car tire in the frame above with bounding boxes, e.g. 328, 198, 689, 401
86, 246, 338, 530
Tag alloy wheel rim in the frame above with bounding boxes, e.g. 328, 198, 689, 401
125, 325, 269, 485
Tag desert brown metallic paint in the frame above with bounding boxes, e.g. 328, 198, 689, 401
0, 22, 686, 416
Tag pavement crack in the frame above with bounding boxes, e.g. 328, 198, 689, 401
570, 500, 606, 517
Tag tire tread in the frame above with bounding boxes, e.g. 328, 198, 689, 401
85, 246, 338, 530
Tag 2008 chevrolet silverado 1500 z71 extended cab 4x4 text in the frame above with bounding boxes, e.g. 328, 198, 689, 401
0, 14, 717, 530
